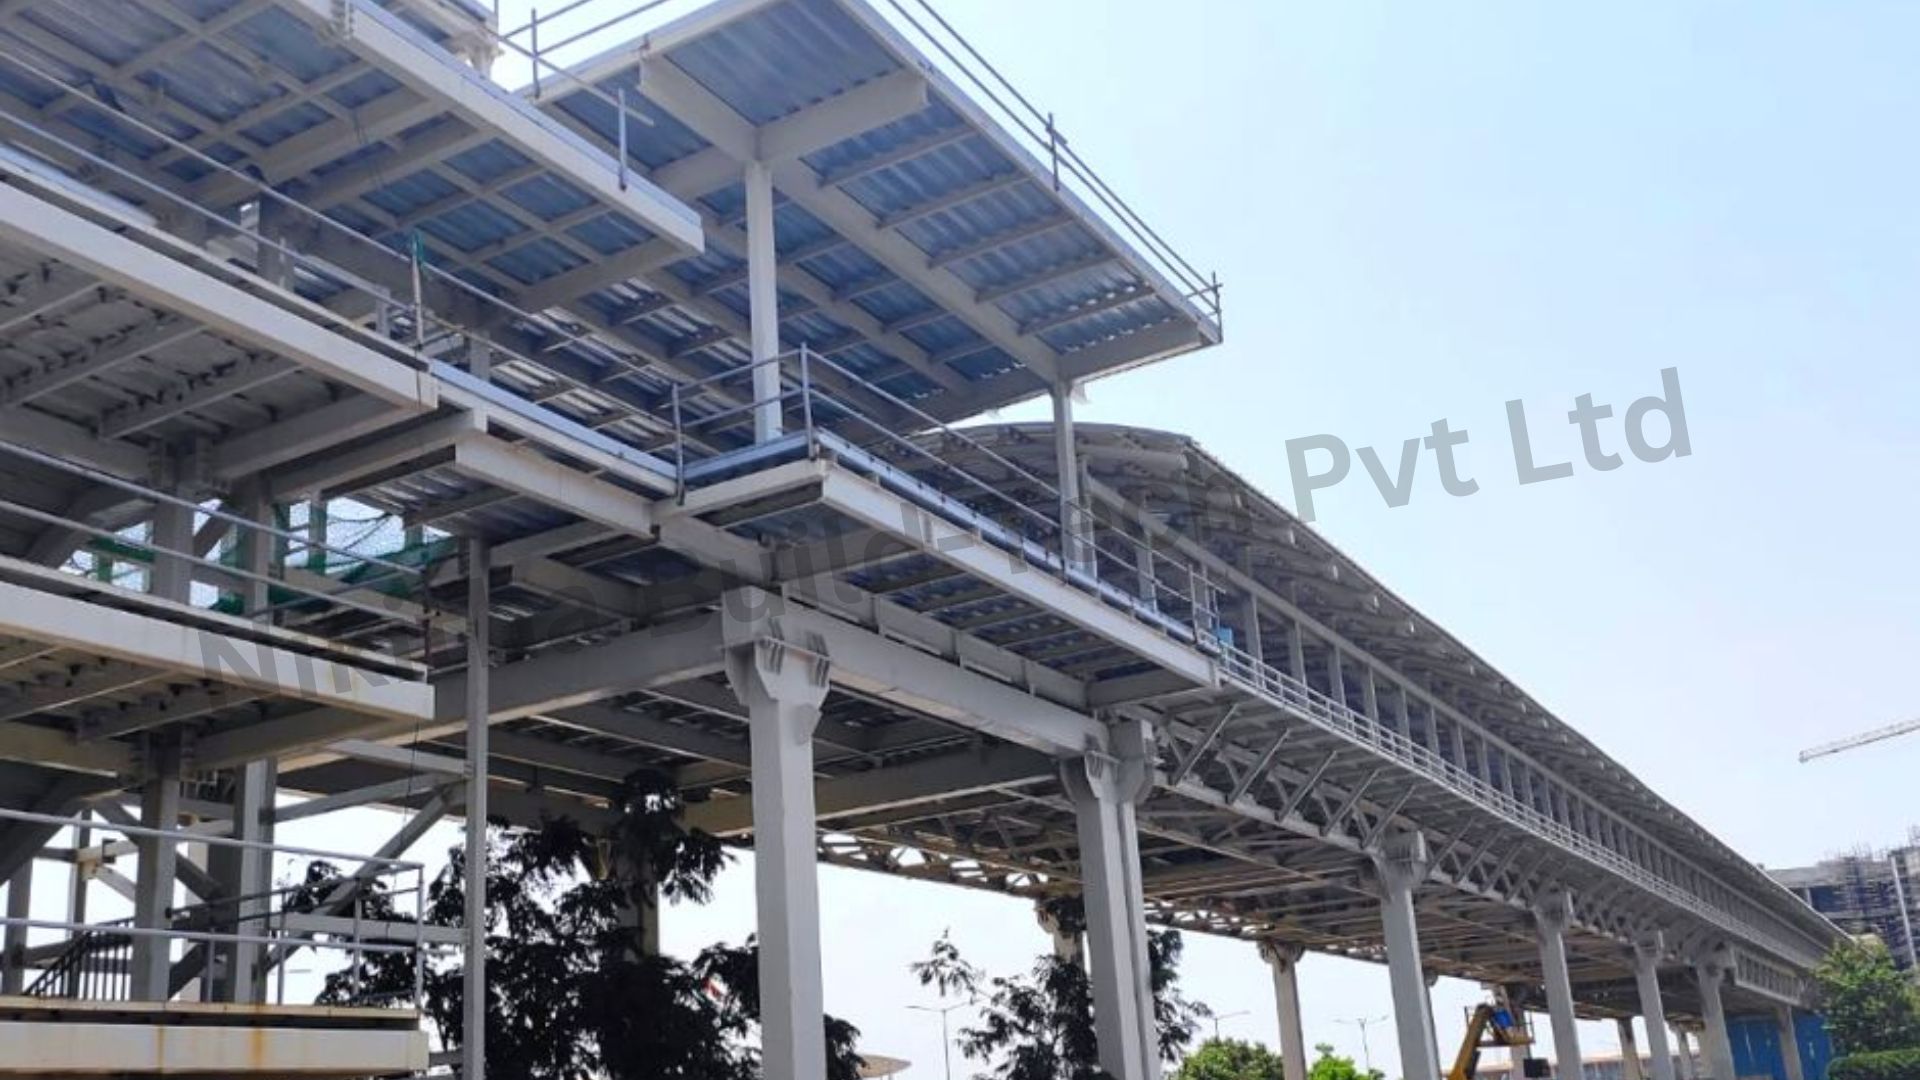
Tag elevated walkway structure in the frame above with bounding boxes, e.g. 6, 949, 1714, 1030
0, 2, 1830, 1080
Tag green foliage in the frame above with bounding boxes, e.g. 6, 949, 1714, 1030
316, 770, 862, 1080
1174, 1038, 1287, 1080
1814, 937, 1920, 1054
1307, 1042, 1384, 1080
910, 898, 1209, 1080
1830, 1049, 1920, 1080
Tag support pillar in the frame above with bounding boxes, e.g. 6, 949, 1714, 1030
726, 623, 833, 1080
132, 739, 183, 1000
462, 539, 490, 1080
1063, 720, 1160, 1080
1632, 935, 1676, 1080
744, 160, 782, 443
1375, 831, 1441, 1080
1673, 1029, 1696, 1080
1693, 960, 1736, 1080
151, 492, 194, 603
1533, 892, 1583, 1080
1618, 1019, 1643, 1080
1053, 382, 1094, 575
213, 759, 274, 1002
1260, 941, 1309, 1080
2, 864, 29, 994
1775, 1006, 1804, 1080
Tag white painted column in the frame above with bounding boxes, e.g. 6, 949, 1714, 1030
726, 627, 833, 1080
1632, 936, 1676, 1080
1064, 722, 1160, 1080
1774, 1006, 1803, 1080
225, 759, 275, 1002
133, 740, 183, 1000
151, 496, 194, 603
1618, 1019, 1644, 1080
745, 160, 783, 443
1534, 892, 1583, 1080
1053, 382, 1094, 575
1375, 832, 1442, 1080
463, 539, 491, 1080
2, 864, 29, 994
1693, 961, 1736, 1080
1674, 1030, 1696, 1080
1261, 941, 1309, 1080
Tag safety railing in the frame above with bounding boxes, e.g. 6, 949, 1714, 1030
667, 346, 1232, 649
1206, 643, 1829, 971
489, 0, 1223, 327
0, 807, 440, 1009
0, 440, 436, 653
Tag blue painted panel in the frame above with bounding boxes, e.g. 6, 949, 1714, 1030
1726, 1012, 1834, 1080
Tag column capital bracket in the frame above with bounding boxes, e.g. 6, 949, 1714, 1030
1259, 939, 1306, 967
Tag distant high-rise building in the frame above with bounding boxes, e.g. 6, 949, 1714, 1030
1769, 830, 1920, 969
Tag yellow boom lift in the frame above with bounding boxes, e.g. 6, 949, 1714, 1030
1449, 992, 1549, 1080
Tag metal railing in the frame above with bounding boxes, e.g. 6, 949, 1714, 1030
0, 807, 439, 1009
488, 0, 1223, 327
0, 440, 436, 650
668, 346, 1229, 647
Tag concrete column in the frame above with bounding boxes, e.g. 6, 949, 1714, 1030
1053, 382, 1094, 575
744, 160, 782, 443
1693, 961, 1736, 1080
1036, 901, 1083, 967
463, 539, 490, 1080
1774, 1007, 1803, 1080
1673, 1029, 1696, 1080
2, 864, 29, 994
1063, 720, 1160, 1080
726, 628, 833, 1080
1618, 1019, 1644, 1080
133, 739, 183, 1000
1375, 831, 1441, 1080
1632, 936, 1676, 1080
1260, 941, 1309, 1080
1533, 892, 1583, 1080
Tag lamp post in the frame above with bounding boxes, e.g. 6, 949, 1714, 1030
1339, 1014, 1390, 1073
909, 1001, 969, 1080
1213, 1009, 1251, 1041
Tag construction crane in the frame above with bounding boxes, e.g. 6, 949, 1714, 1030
1801, 716, 1920, 763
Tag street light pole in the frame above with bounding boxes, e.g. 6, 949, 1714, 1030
1213, 1009, 1251, 1041
1338, 1015, 1390, 1073
909, 1001, 968, 1080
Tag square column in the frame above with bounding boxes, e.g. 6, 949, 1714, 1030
1632, 935, 1676, 1080
1260, 941, 1310, 1080
2, 865, 28, 994
1692, 960, 1736, 1080
463, 538, 491, 1080
727, 625, 833, 1080
1673, 1029, 1696, 1080
133, 739, 183, 1000
1618, 1019, 1644, 1080
744, 160, 782, 443
1775, 1007, 1804, 1080
210, 758, 275, 1002
1063, 719, 1160, 1080
1375, 832, 1442, 1080
1533, 892, 1583, 1080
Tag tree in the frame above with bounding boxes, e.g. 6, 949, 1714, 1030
315, 770, 863, 1080
1813, 936, 1920, 1054
1175, 1037, 1287, 1080
910, 897, 1210, 1080
1307, 1042, 1384, 1080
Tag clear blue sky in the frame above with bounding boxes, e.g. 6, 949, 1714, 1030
253, 2, 1920, 1076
